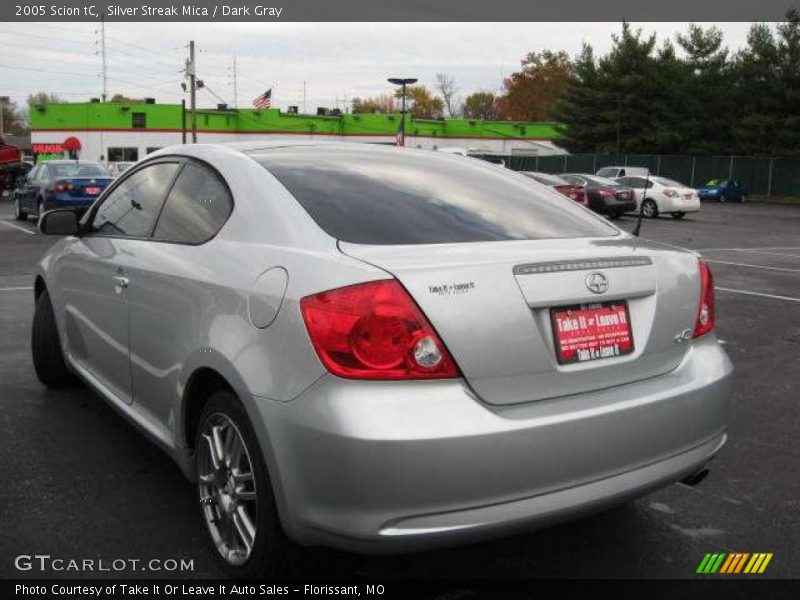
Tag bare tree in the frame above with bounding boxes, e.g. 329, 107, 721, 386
434, 73, 459, 118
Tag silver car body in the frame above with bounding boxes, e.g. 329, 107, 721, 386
36, 142, 733, 552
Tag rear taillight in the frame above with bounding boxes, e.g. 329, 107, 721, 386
693, 259, 715, 338
300, 280, 460, 380
54, 180, 74, 192
664, 188, 679, 198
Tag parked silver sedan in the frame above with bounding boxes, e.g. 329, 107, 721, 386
32, 142, 733, 577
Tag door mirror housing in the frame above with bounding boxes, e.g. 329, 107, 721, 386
39, 208, 80, 236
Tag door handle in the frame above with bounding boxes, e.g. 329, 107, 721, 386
112, 275, 129, 290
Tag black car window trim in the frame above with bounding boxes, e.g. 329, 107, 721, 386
81, 156, 184, 241
147, 158, 235, 247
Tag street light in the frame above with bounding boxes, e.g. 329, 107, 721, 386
387, 77, 417, 147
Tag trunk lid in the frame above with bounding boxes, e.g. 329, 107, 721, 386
341, 236, 701, 405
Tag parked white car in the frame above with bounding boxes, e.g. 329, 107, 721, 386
596, 166, 649, 179
616, 175, 701, 219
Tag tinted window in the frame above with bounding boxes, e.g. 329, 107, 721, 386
254, 147, 616, 245
92, 163, 180, 237
153, 162, 233, 243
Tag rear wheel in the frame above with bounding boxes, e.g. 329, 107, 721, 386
32, 289, 79, 388
14, 197, 28, 221
641, 199, 658, 219
196, 391, 294, 578
671, 212, 686, 219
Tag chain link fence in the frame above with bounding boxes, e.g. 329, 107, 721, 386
501, 154, 800, 197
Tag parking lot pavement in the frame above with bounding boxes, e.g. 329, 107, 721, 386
0, 199, 797, 579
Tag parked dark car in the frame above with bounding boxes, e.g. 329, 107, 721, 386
520, 171, 588, 206
13, 160, 112, 221
561, 173, 636, 218
696, 179, 748, 203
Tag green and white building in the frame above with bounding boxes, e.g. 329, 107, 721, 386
29, 101, 564, 163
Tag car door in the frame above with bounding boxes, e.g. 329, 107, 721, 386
126, 159, 235, 428
55, 160, 181, 405
17, 165, 39, 212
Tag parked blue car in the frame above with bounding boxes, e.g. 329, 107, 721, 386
696, 179, 748, 203
13, 160, 113, 221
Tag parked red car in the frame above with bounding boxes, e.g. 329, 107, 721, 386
520, 171, 588, 206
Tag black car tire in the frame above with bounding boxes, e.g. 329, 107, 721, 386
14, 197, 28, 221
642, 199, 659, 219
32, 289, 80, 388
196, 391, 297, 578
671, 212, 686, 219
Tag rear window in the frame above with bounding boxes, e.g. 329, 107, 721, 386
47, 163, 108, 179
523, 172, 568, 186
253, 147, 617, 245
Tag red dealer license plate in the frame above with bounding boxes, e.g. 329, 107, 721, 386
85, 186, 101, 195
551, 301, 634, 364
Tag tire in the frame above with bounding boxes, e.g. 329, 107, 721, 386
195, 391, 295, 578
14, 197, 28, 221
671, 212, 686, 219
607, 212, 622, 220
719, 195, 726, 203
32, 289, 79, 388
641, 199, 658, 219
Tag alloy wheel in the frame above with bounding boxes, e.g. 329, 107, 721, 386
197, 412, 258, 567
642, 200, 657, 218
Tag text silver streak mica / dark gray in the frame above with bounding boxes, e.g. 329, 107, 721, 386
34, 142, 733, 565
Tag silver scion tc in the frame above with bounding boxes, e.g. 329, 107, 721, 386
33, 142, 733, 577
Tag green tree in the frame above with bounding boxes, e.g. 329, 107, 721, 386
394, 85, 445, 119
461, 91, 499, 120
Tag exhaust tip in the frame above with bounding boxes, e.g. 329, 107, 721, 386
681, 467, 710, 487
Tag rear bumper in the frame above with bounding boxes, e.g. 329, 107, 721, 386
597, 199, 636, 213
253, 334, 733, 552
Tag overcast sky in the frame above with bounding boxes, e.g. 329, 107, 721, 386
1, 22, 757, 113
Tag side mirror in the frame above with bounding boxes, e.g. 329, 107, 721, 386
39, 209, 80, 236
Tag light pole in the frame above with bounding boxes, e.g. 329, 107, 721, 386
388, 77, 417, 147
0, 96, 8, 138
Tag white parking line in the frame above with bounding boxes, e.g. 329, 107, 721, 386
716, 287, 800, 303
704, 259, 800, 273
0, 220, 36, 235
0, 286, 33, 292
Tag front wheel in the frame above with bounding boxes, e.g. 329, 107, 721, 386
671, 212, 686, 219
196, 391, 294, 578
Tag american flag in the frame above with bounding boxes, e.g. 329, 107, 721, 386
253, 88, 272, 109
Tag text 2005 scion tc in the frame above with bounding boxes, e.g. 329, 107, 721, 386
32, 142, 733, 577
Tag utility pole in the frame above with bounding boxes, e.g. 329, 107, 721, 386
232, 55, 238, 108
303, 80, 306, 115
187, 40, 197, 143
0, 96, 7, 138
100, 13, 107, 102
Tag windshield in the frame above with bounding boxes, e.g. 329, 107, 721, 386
254, 147, 618, 245
48, 163, 108, 179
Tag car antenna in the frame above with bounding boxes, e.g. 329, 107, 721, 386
632, 169, 650, 237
